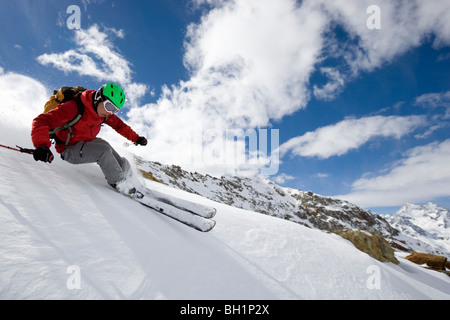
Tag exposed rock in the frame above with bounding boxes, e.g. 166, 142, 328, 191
134, 157, 449, 258
138, 169, 166, 185
389, 240, 410, 252
334, 230, 399, 264
405, 252, 448, 270
136, 158, 397, 236
289, 190, 398, 238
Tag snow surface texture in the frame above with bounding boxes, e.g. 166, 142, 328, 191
0, 125, 449, 299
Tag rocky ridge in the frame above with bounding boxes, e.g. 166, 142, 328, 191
135, 158, 450, 259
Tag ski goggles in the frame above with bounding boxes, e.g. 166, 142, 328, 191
103, 99, 120, 115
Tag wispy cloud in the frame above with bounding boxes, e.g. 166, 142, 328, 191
36, 24, 147, 107
313, 0, 450, 96
415, 91, 450, 119
272, 173, 295, 185
279, 115, 427, 159
313, 67, 345, 101
338, 139, 450, 207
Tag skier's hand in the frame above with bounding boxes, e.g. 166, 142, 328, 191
135, 136, 148, 146
33, 147, 54, 163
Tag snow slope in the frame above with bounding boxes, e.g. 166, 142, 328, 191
0, 129, 449, 299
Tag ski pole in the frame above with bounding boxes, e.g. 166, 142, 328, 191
0, 144, 35, 155
0, 144, 54, 163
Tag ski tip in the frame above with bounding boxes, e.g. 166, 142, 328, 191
199, 220, 216, 232
203, 207, 217, 219
210, 209, 217, 219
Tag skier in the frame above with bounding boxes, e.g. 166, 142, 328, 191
31, 82, 147, 191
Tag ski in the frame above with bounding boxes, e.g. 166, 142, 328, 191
112, 185, 217, 232
134, 194, 216, 232
142, 188, 217, 219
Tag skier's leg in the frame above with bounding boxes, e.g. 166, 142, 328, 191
61, 138, 130, 185
109, 142, 132, 180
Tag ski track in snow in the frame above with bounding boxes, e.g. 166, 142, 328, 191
1, 140, 450, 299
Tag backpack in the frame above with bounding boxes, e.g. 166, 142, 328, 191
44, 86, 87, 146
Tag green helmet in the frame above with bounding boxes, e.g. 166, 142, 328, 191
98, 82, 126, 109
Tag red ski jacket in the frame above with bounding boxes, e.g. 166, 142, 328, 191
31, 90, 139, 154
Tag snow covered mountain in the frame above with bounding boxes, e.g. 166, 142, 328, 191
136, 158, 450, 258
136, 159, 396, 233
1, 144, 450, 300
384, 203, 450, 257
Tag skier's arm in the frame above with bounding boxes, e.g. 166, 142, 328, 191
31, 102, 78, 148
105, 115, 141, 144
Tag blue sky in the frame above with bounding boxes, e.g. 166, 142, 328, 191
1, 0, 450, 214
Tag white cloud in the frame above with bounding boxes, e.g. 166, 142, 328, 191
415, 91, 450, 119
0, 71, 48, 130
272, 173, 295, 185
337, 139, 450, 207
415, 123, 449, 139
128, 0, 328, 175
313, 0, 450, 90
279, 115, 427, 159
0, 70, 49, 148
36, 24, 147, 107
438, 53, 450, 61
313, 67, 345, 101
182, 0, 326, 126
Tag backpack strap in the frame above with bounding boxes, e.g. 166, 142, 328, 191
49, 97, 85, 146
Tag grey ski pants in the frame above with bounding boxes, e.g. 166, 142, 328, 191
61, 138, 131, 185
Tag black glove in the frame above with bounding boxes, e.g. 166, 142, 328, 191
135, 136, 148, 146
33, 147, 54, 163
